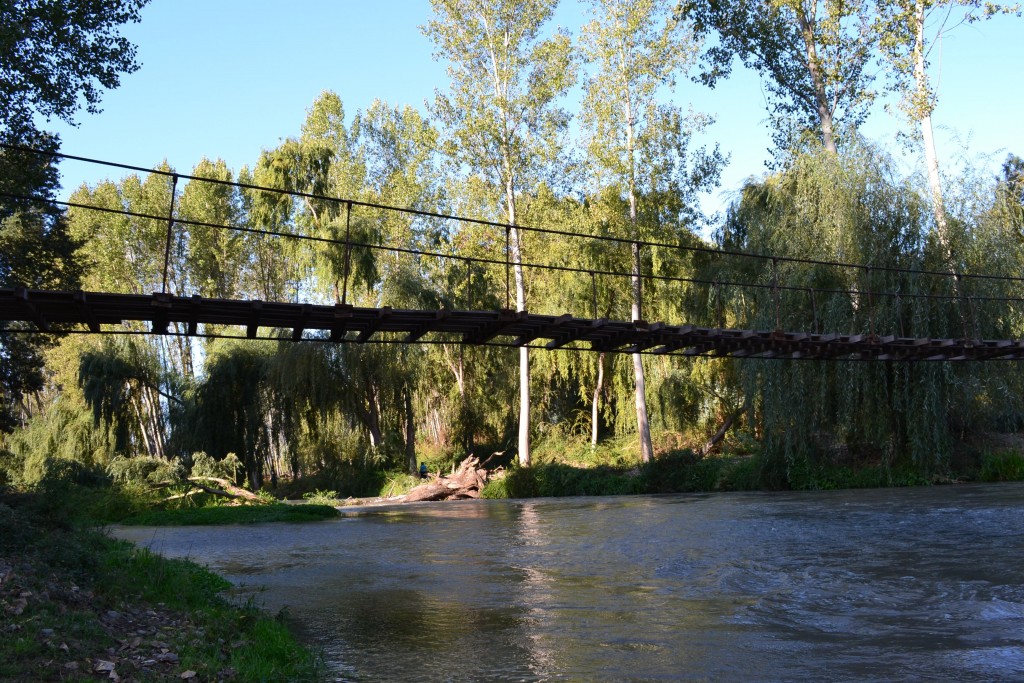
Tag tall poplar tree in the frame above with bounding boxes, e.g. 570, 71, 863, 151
873, 0, 1019, 261
580, 0, 720, 462
423, 0, 575, 466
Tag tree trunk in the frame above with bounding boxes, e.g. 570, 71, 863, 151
142, 386, 165, 459
699, 401, 747, 458
628, 182, 653, 464
507, 181, 530, 468
797, 6, 838, 154
405, 388, 417, 475
591, 351, 605, 448
395, 455, 490, 503
913, 0, 950, 258
129, 386, 154, 457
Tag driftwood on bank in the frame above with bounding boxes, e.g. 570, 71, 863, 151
159, 476, 263, 503
188, 476, 263, 501
395, 455, 491, 503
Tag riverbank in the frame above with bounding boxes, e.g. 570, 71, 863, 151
477, 438, 1024, 499
0, 485, 324, 682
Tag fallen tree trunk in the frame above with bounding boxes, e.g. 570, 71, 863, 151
154, 476, 264, 504
699, 403, 747, 458
184, 477, 263, 502
395, 455, 490, 503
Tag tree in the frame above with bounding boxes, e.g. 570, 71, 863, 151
0, 0, 147, 432
78, 336, 168, 459
580, 0, 723, 461
424, 0, 576, 466
0, 211, 82, 431
873, 0, 1020, 259
0, 0, 146, 133
177, 159, 244, 300
361, 100, 444, 471
678, 0, 875, 155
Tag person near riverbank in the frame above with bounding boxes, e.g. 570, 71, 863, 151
419, 462, 428, 479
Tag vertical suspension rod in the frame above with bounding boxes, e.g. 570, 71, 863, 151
771, 258, 780, 330
505, 225, 511, 311
161, 173, 179, 294
341, 201, 353, 305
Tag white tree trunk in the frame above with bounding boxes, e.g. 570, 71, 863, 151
922, 112, 951, 252
628, 189, 653, 464
913, 0, 951, 260
510, 225, 530, 466
797, 7, 838, 154
591, 351, 605, 448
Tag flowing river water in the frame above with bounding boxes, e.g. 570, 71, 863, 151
113, 483, 1024, 682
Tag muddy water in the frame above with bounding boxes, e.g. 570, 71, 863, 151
114, 483, 1024, 682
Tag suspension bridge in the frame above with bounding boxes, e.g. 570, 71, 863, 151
3, 145, 1023, 361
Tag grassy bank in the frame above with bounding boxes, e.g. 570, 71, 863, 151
120, 503, 339, 526
480, 436, 1024, 499
0, 483, 325, 682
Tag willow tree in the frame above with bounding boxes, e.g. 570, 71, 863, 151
68, 165, 202, 392
245, 92, 371, 304
424, 0, 575, 466
873, 0, 1019, 262
712, 145, 999, 483
78, 336, 169, 460
361, 100, 445, 470
580, 0, 721, 461
678, 0, 875, 155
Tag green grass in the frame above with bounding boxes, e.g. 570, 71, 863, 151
119, 502, 340, 526
0, 488, 324, 682
483, 432, 996, 498
978, 449, 1024, 482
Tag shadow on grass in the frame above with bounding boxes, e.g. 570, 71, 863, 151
119, 503, 340, 526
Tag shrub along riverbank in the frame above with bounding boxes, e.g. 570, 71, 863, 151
476, 435, 1024, 499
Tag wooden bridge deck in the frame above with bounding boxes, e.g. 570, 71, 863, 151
2, 287, 1021, 361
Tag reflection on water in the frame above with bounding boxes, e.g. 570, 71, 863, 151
114, 483, 1024, 682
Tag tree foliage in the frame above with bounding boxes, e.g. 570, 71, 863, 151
0, 0, 146, 130
0, 0, 145, 433
8, 3, 1024, 494
678, 0, 875, 154
424, 0, 577, 466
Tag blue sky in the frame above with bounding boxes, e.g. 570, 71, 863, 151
47, 0, 1024, 219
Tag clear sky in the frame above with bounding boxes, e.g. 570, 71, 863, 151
45, 0, 1024, 220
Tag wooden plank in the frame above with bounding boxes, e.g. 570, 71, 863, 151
331, 303, 354, 342
405, 308, 449, 343
292, 303, 312, 341
514, 313, 572, 346
357, 306, 392, 343
543, 318, 606, 349
246, 300, 262, 339
3, 287, 1024, 363
72, 290, 100, 333
463, 309, 525, 345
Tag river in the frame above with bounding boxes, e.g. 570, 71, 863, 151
113, 483, 1024, 682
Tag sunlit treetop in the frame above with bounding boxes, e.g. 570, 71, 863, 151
0, 0, 148, 132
